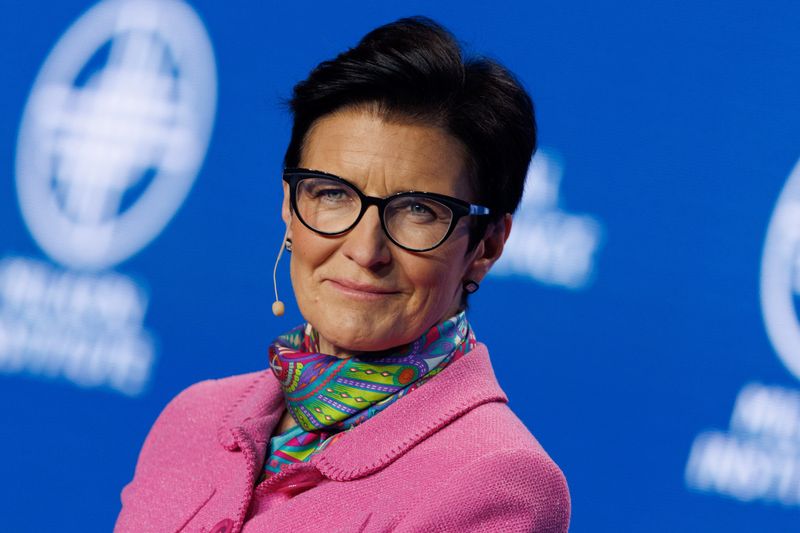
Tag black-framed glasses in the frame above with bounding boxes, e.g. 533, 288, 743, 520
283, 168, 491, 252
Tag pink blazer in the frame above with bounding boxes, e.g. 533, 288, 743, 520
115, 344, 570, 532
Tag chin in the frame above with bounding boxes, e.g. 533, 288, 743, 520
313, 313, 410, 354
326, 325, 404, 353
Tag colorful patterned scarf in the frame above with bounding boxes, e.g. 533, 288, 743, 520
262, 311, 476, 480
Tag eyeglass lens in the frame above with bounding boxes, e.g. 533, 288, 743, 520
295, 176, 454, 250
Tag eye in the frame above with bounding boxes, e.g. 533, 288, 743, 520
301, 180, 355, 205
314, 187, 349, 202
408, 202, 435, 217
391, 197, 443, 223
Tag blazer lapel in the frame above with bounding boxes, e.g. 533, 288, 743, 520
218, 343, 507, 483
217, 369, 285, 466
310, 343, 508, 481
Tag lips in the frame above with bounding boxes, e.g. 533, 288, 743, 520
325, 278, 399, 296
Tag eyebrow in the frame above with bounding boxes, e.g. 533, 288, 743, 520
303, 167, 455, 198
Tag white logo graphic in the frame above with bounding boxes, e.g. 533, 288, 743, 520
686, 383, 800, 506
685, 157, 800, 507
15, 0, 217, 271
761, 156, 800, 380
492, 150, 603, 289
2, 0, 216, 395
0, 257, 152, 396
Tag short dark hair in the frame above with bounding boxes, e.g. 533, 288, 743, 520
284, 16, 536, 246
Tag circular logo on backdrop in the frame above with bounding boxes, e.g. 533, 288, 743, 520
15, 0, 217, 271
761, 156, 800, 380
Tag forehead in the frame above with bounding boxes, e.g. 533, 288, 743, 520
300, 108, 472, 199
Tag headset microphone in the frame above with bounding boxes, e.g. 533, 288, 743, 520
272, 227, 290, 316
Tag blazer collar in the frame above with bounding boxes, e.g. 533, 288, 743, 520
218, 343, 507, 481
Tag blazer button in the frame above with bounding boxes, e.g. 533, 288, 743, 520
274, 468, 324, 497
209, 518, 234, 533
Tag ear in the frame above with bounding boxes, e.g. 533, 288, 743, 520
465, 214, 513, 283
281, 180, 293, 233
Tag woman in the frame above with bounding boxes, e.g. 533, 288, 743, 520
116, 17, 570, 533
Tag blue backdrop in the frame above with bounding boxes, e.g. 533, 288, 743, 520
2, 1, 800, 531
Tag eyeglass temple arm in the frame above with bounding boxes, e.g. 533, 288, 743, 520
469, 205, 491, 216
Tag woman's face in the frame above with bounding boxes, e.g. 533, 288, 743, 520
282, 108, 509, 356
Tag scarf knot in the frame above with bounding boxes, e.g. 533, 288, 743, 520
262, 311, 476, 479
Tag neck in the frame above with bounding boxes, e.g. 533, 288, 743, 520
317, 336, 355, 360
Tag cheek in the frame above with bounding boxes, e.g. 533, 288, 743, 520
415, 237, 471, 288
402, 255, 464, 301
289, 223, 333, 289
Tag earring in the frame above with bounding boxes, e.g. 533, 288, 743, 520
463, 279, 480, 294
285, 238, 293, 253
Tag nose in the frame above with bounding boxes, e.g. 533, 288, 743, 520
340, 205, 392, 269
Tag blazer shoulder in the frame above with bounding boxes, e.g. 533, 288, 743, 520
474, 446, 571, 532
161, 370, 268, 421
117, 371, 269, 531
472, 402, 570, 503
395, 445, 571, 533
440, 398, 556, 456
453, 401, 570, 503
394, 399, 570, 532
129, 370, 267, 472
165, 370, 266, 411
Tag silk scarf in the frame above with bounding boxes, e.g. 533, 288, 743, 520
262, 311, 476, 479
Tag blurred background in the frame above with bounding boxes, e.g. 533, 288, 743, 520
1, 0, 799, 530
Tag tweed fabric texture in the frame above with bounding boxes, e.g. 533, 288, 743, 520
115, 344, 571, 532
